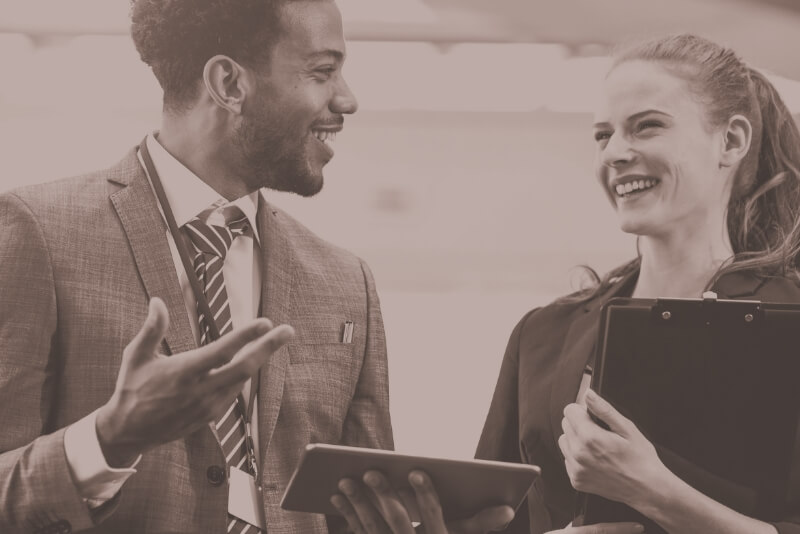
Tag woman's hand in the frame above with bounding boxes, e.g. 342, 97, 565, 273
558, 389, 668, 508
331, 470, 515, 534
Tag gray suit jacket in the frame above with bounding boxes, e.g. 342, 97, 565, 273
0, 147, 394, 533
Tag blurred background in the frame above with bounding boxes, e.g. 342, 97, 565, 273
2, 0, 800, 458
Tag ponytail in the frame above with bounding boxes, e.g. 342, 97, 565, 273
716, 68, 800, 284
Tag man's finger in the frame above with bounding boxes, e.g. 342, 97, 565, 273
206, 324, 294, 387
125, 297, 170, 366
175, 317, 275, 374
338, 478, 391, 534
363, 471, 415, 534
408, 471, 447, 533
585, 389, 633, 436
331, 493, 367, 534
450, 504, 514, 534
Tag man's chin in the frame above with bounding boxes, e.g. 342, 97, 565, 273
276, 170, 324, 197
293, 180, 323, 197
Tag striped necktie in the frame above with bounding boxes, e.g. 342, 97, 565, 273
183, 209, 263, 534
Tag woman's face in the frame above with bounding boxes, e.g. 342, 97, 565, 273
593, 60, 730, 238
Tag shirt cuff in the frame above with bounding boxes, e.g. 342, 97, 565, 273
63, 408, 141, 508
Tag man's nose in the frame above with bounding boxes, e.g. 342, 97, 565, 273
330, 76, 358, 115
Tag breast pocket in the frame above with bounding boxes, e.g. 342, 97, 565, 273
288, 342, 356, 365
284, 343, 361, 442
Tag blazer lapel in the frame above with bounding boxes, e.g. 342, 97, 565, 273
108, 148, 197, 356
547, 270, 638, 448
256, 193, 295, 465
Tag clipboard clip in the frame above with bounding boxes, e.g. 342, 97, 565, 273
652, 296, 762, 326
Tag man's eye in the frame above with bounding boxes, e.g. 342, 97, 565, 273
314, 67, 336, 80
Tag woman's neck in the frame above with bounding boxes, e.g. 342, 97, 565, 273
633, 226, 734, 299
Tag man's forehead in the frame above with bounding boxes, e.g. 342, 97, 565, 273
275, 0, 346, 60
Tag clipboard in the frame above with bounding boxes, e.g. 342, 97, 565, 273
577, 295, 800, 532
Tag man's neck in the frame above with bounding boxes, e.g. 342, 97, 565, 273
157, 117, 248, 201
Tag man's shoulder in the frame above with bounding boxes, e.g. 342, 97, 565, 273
264, 197, 365, 272
4, 148, 138, 214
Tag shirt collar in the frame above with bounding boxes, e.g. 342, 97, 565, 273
145, 133, 260, 240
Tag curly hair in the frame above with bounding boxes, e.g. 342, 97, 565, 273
130, 0, 306, 112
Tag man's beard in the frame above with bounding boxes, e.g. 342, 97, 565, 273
232, 108, 324, 198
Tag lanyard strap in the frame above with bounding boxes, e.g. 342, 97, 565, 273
138, 137, 261, 479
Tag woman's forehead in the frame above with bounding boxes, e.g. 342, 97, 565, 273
593, 60, 698, 123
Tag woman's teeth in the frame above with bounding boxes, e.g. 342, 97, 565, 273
615, 178, 657, 197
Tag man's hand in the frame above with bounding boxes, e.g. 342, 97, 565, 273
96, 297, 294, 466
331, 470, 514, 534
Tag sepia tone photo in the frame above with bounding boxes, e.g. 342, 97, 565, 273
1, 0, 800, 533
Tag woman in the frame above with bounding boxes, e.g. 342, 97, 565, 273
331, 34, 800, 533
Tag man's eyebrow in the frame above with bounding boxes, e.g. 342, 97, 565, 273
592, 109, 672, 129
306, 49, 344, 62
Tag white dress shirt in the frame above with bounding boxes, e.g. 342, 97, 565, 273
63, 133, 262, 508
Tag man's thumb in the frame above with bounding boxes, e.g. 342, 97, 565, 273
125, 297, 170, 365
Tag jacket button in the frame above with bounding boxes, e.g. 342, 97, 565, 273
207, 465, 226, 486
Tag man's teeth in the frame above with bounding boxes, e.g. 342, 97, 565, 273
313, 130, 336, 144
615, 179, 657, 197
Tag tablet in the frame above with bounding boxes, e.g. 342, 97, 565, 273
280, 443, 540, 521
578, 296, 800, 531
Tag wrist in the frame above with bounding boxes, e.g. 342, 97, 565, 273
96, 403, 141, 468
629, 463, 682, 520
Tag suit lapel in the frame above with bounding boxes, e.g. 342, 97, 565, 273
108, 148, 197, 356
256, 193, 295, 465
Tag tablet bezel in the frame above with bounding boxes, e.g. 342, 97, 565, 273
280, 443, 540, 522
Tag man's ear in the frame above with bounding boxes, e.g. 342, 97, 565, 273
719, 114, 753, 168
202, 55, 253, 115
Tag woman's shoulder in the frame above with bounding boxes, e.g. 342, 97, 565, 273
753, 275, 800, 302
514, 268, 634, 335
714, 271, 800, 303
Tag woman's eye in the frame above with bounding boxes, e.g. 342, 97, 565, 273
594, 131, 611, 142
637, 121, 662, 132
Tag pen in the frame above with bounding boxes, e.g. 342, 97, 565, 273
342, 321, 354, 343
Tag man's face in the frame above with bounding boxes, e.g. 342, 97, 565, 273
234, 0, 357, 197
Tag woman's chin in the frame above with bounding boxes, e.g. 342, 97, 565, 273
617, 217, 656, 236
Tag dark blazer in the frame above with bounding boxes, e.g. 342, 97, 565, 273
476, 267, 800, 534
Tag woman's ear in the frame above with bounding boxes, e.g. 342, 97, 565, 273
719, 114, 752, 168
202, 55, 253, 115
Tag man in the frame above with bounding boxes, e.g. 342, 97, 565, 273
0, 0, 392, 532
